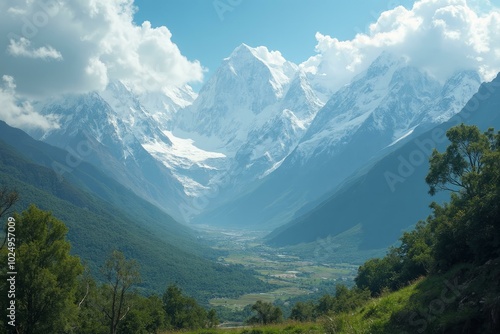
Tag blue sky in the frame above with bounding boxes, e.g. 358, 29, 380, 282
132, 0, 416, 74
2, 0, 500, 116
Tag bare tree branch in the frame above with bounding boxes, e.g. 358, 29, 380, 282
78, 282, 90, 308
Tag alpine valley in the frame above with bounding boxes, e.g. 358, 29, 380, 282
3, 40, 500, 327
21, 42, 497, 263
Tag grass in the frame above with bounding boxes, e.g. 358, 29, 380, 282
160, 322, 323, 334
330, 283, 418, 333
203, 275, 447, 333
181, 283, 419, 334
318, 259, 500, 333
210, 286, 309, 309
166, 258, 500, 333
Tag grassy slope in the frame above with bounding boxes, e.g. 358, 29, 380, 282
171, 258, 500, 333
316, 259, 499, 333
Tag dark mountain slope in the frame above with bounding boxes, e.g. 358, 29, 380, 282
0, 123, 269, 300
267, 73, 500, 249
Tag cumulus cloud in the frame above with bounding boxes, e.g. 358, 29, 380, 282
0, 76, 59, 130
252, 46, 288, 68
301, 0, 500, 93
0, 0, 204, 97
8, 37, 62, 60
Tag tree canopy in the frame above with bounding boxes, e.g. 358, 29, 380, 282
247, 300, 283, 325
356, 124, 500, 295
0, 205, 83, 334
162, 283, 215, 330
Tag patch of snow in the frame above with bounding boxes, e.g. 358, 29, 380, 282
260, 157, 286, 179
157, 131, 224, 162
388, 126, 417, 147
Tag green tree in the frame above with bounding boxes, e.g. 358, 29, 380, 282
426, 124, 500, 267
355, 222, 432, 294
0, 205, 83, 334
397, 220, 434, 281
315, 285, 371, 317
290, 301, 316, 322
426, 124, 489, 197
316, 294, 336, 316
74, 271, 108, 334
99, 250, 141, 334
333, 285, 371, 313
355, 249, 401, 296
355, 125, 500, 289
0, 186, 18, 219
207, 308, 219, 328
118, 294, 166, 334
247, 300, 283, 325
162, 284, 208, 330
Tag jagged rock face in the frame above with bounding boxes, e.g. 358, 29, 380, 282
30, 47, 482, 226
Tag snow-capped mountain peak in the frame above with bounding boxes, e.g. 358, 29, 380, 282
226, 43, 297, 99
422, 70, 482, 124
26, 45, 485, 226
139, 85, 197, 125
293, 51, 476, 164
174, 44, 300, 153
365, 51, 407, 77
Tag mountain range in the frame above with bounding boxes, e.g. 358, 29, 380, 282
268, 72, 500, 252
27, 46, 482, 228
192, 50, 482, 228
4, 42, 499, 273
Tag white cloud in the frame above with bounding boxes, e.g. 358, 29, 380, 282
252, 46, 288, 68
8, 37, 63, 60
0, 0, 204, 97
301, 0, 500, 93
0, 76, 59, 130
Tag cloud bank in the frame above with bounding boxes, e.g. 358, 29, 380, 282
0, 76, 59, 130
0, 0, 204, 98
1, 0, 499, 131
301, 0, 500, 93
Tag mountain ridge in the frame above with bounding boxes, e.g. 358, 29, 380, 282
193, 51, 482, 228
16, 45, 486, 232
266, 72, 500, 252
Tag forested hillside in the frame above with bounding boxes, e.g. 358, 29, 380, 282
0, 128, 270, 300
